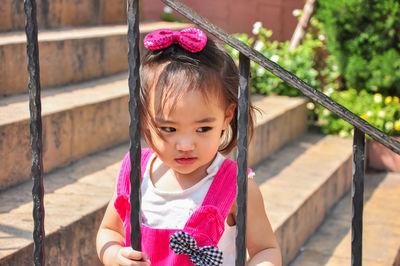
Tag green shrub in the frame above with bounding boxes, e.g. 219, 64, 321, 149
226, 22, 324, 97
227, 18, 400, 137
316, 0, 400, 96
313, 89, 400, 137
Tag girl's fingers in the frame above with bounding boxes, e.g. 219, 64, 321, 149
119, 247, 151, 265
142, 253, 150, 263
120, 247, 142, 260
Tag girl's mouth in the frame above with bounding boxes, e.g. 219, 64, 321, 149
175, 157, 197, 165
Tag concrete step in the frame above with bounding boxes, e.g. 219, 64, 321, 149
289, 171, 400, 266
0, 95, 306, 264
0, 22, 191, 96
0, 73, 130, 191
0, 91, 306, 191
252, 133, 353, 265
0, 0, 127, 32
229, 94, 308, 168
0, 142, 128, 265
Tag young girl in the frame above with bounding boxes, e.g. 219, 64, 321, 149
96, 28, 281, 266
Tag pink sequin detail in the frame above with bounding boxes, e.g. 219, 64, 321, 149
143, 28, 207, 53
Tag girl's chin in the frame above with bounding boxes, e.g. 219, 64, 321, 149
172, 161, 213, 178
172, 163, 204, 175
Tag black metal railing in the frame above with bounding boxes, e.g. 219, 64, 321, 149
127, 0, 143, 253
352, 128, 365, 266
24, 0, 45, 265
23, 0, 400, 265
235, 53, 250, 264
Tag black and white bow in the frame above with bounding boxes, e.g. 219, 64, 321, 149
169, 231, 223, 266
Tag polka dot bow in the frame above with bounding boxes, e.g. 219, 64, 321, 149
169, 231, 223, 266
143, 28, 207, 53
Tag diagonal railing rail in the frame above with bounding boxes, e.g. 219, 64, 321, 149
23, 0, 400, 265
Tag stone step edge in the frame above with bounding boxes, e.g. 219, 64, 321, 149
0, 21, 193, 96
0, 142, 128, 264
0, 0, 125, 33
0, 80, 307, 191
0, 204, 107, 265
289, 171, 400, 266
0, 73, 129, 126
0, 73, 132, 190
253, 134, 353, 265
0, 22, 193, 45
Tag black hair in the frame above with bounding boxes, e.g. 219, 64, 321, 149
139, 37, 255, 154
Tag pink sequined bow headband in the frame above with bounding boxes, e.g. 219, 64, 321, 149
143, 28, 207, 53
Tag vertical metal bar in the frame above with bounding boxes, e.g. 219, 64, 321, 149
235, 53, 250, 266
352, 127, 365, 266
127, 0, 142, 251
24, 0, 45, 265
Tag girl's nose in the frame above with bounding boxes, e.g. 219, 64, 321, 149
176, 136, 195, 151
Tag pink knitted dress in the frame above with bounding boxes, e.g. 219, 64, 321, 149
114, 148, 242, 265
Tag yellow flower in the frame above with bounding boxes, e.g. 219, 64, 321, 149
374, 93, 383, 103
394, 96, 399, 103
395, 120, 400, 131
385, 96, 392, 104
360, 113, 368, 120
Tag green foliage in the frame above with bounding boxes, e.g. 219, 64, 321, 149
225, 23, 324, 97
226, 14, 400, 137
314, 90, 400, 137
316, 0, 400, 96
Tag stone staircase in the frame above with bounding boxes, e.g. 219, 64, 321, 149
1, 1, 399, 265
289, 171, 400, 266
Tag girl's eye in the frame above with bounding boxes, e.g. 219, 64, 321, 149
196, 127, 212, 133
160, 127, 176, 133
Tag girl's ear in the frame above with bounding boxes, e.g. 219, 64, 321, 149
223, 103, 236, 129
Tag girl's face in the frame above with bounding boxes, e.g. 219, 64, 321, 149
147, 89, 235, 181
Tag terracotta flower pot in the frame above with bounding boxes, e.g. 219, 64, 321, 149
367, 137, 400, 172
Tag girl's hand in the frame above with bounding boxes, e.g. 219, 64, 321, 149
115, 247, 151, 266
96, 181, 151, 266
